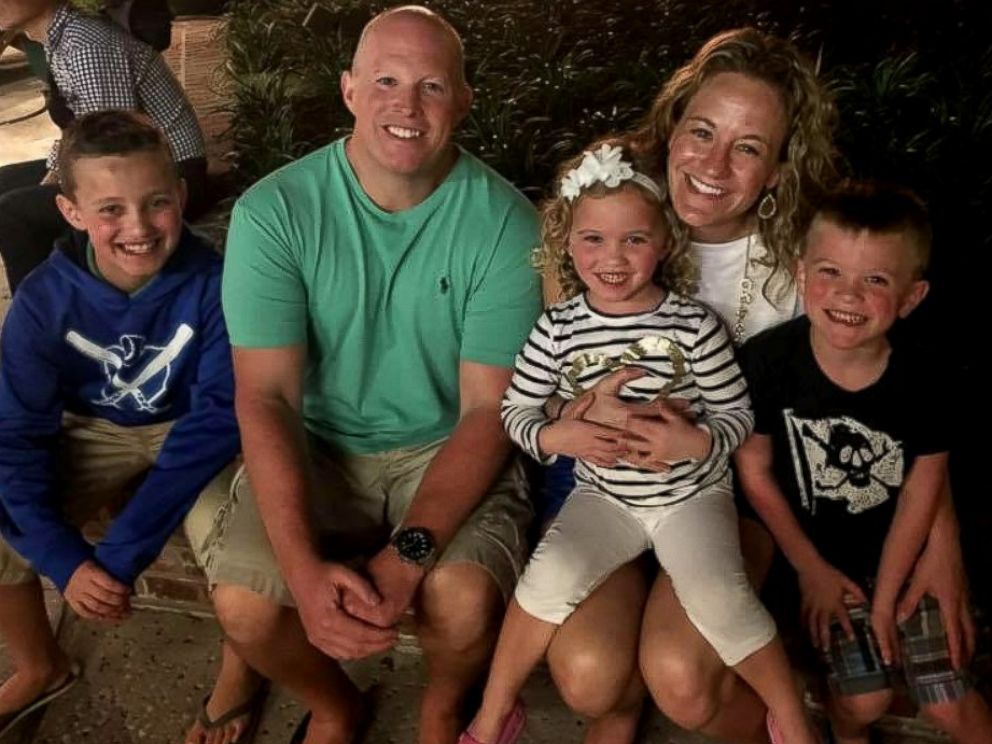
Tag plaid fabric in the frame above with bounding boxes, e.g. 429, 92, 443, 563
823, 595, 972, 705
44, 2, 205, 170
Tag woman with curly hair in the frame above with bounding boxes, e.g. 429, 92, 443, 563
461, 139, 818, 744
539, 29, 970, 744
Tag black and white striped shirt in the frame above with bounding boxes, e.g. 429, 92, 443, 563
44, 2, 205, 170
501, 292, 754, 506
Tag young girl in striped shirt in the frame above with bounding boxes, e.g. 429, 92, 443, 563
459, 141, 818, 744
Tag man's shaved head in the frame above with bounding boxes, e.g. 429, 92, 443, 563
351, 5, 466, 86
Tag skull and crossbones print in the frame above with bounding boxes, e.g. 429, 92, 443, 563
783, 411, 903, 515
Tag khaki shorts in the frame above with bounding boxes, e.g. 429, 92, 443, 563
0, 413, 237, 585
185, 436, 534, 605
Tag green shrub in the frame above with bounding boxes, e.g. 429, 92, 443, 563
220, 0, 782, 193
221, 0, 990, 216
69, 0, 104, 11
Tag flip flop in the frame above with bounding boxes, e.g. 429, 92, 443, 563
766, 711, 787, 744
193, 682, 269, 744
458, 699, 526, 744
289, 685, 377, 744
0, 661, 81, 738
289, 712, 311, 744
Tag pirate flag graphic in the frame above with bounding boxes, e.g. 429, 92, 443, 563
782, 410, 903, 516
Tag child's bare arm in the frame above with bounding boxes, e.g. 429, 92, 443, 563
871, 452, 948, 662
736, 433, 866, 648
897, 486, 975, 669
736, 434, 821, 570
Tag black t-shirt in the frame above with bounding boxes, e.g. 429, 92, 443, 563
739, 316, 949, 583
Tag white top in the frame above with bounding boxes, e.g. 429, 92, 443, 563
690, 234, 802, 345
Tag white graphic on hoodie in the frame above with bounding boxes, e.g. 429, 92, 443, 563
783, 410, 903, 515
65, 324, 195, 412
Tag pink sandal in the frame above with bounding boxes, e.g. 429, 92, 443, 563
458, 700, 526, 744
766, 712, 787, 744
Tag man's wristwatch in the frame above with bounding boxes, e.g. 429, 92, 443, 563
389, 526, 437, 569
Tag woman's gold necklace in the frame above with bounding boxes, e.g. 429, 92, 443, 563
731, 234, 755, 346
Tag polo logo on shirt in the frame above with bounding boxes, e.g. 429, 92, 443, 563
65, 324, 195, 413
783, 410, 903, 515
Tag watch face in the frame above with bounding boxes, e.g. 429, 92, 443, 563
393, 527, 436, 565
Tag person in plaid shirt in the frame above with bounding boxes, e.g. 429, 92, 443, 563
0, 0, 207, 294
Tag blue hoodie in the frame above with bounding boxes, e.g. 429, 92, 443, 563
0, 228, 239, 591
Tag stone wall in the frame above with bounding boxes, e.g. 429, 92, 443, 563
134, 534, 214, 613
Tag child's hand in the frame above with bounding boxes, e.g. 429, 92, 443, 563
897, 534, 976, 670
622, 398, 710, 470
539, 397, 628, 467
797, 559, 867, 650
64, 560, 132, 623
870, 601, 900, 667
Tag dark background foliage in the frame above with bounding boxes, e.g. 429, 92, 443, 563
220, 0, 991, 605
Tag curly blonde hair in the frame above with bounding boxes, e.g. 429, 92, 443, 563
534, 137, 690, 301
630, 28, 840, 303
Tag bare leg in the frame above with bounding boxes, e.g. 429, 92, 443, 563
417, 563, 505, 744
733, 638, 817, 744
184, 640, 265, 744
827, 689, 892, 744
640, 572, 767, 744
211, 585, 365, 744
920, 692, 992, 744
466, 598, 555, 742
582, 675, 645, 744
0, 580, 72, 718
547, 560, 648, 744
639, 515, 777, 744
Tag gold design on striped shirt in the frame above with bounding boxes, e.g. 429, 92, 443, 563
563, 335, 686, 396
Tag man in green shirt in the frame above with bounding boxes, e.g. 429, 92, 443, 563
185, 6, 541, 744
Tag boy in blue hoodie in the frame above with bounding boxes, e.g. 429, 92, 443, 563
0, 110, 239, 736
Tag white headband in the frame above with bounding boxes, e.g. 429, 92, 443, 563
560, 144, 664, 203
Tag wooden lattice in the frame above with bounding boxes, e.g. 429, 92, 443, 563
161, 16, 231, 173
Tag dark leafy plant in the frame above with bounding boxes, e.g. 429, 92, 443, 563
69, 0, 104, 11
220, 0, 774, 193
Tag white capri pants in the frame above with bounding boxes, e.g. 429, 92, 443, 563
514, 479, 777, 666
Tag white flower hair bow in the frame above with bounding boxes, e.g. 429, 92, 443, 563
560, 144, 663, 202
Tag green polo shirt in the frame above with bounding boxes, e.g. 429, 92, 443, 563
222, 139, 541, 454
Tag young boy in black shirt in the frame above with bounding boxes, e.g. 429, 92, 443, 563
736, 180, 992, 744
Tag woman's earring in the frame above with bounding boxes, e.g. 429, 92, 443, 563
757, 191, 777, 220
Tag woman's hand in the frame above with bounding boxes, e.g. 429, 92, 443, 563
554, 368, 700, 472
623, 398, 709, 469
557, 367, 647, 428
